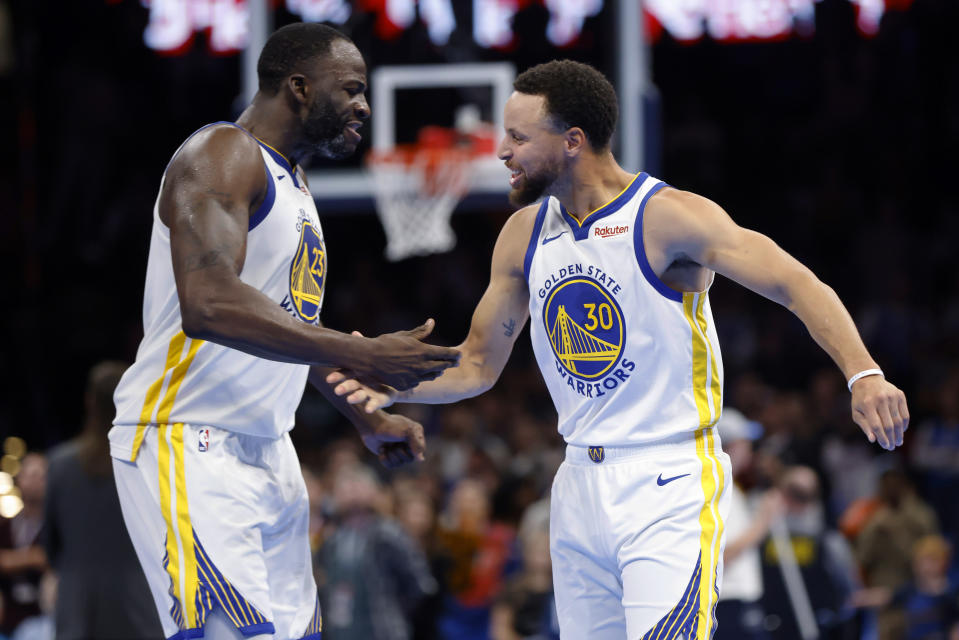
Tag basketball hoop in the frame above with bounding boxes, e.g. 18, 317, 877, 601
366, 122, 495, 262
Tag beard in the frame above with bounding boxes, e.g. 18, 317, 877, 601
302, 97, 354, 160
508, 158, 562, 207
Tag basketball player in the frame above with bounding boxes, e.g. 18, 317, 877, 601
328, 60, 909, 639
109, 23, 459, 640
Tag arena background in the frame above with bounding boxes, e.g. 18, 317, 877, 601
2, 1, 959, 639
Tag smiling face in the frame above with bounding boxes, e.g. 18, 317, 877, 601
299, 39, 370, 160
497, 91, 568, 207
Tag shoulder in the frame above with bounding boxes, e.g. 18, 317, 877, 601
645, 185, 738, 252
167, 123, 264, 182
493, 203, 542, 276
647, 186, 719, 222
500, 202, 540, 237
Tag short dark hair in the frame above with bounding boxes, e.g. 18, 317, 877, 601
513, 60, 618, 151
257, 23, 353, 95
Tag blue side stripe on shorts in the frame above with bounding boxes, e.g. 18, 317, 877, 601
193, 530, 274, 634
301, 595, 322, 636
641, 552, 703, 640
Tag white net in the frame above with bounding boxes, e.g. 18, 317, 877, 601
366, 146, 473, 262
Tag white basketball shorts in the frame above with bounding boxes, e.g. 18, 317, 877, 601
110, 424, 322, 640
550, 429, 731, 640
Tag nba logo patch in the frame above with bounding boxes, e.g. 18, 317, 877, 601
198, 429, 210, 452
588, 446, 605, 463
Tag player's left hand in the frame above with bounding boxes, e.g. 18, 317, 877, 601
850, 376, 909, 451
326, 370, 397, 412
361, 412, 426, 468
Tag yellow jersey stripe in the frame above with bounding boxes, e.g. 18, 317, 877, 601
131, 332, 187, 461
695, 295, 722, 425
694, 292, 727, 631
155, 337, 203, 424
158, 424, 183, 623
704, 427, 726, 632
685, 292, 723, 640
171, 424, 199, 627
684, 294, 711, 428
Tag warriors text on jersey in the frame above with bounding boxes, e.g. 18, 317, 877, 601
111, 122, 326, 458
525, 172, 724, 447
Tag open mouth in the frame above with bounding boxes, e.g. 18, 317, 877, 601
344, 121, 362, 144
508, 167, 524, 187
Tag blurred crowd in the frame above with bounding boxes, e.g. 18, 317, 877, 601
3, 1, 959, 639
2, 355, 958, 639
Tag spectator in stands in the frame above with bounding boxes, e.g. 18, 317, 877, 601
896, 535, 959, 640
759, 465, 860, 639
8, 571, 54, 640
490, 525, 558, 640
434, 478, 514, 640
0, 453, 47, 636
43, 360, 161, 639
910, 370, 959, 542
854, 535, 959, 640
318, 465, 437, 640
716, 407, 782, 640
856, 469, 939, 640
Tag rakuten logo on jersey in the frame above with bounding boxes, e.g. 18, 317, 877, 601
593, 224, 629, 239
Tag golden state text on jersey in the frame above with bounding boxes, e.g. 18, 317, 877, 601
540, 267, 634, 398
524, 172, 725, 448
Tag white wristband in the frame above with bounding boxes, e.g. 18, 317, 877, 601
847, 368, 884, 391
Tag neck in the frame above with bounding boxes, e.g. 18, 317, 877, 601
235, 94, 301, 167
554, 152, 635, 223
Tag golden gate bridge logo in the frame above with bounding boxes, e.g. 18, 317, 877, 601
289, 220, 326, 324
544, 277, 624, 380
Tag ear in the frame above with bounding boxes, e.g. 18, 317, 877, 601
563, 127, 587, 158
287, 73, 310, 106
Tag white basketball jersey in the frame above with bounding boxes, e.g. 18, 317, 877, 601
112, 122, 326, 456
526, 173, 724, 447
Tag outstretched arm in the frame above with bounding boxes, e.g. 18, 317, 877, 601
646, 189, 908, 450
308, 367, 426, 468
163, 125, 458, 390
328, 205, 536, 407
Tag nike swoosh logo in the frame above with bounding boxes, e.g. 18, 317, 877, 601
542, 231, 567, 245
277, 175, 286, 180
657, 473, 690, 486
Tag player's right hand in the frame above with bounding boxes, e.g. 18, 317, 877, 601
353, 319, 460, 391
850, 375, 909, 451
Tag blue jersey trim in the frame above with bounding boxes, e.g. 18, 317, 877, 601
164, 121, 278, 231
166, 629, 204, 640
633, 181, 682, 302
248, 163, 275, 231
523, 199, 550, 284
561, 172, 648, 240
254, 140, 300, 188
240, 622, 277, 636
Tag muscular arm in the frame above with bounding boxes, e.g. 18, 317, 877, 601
166, 127, 362, 365
645, 189, 908, 449
329, 207, 535, 407
162, 126, 458, 388
393, 207, 534, 403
